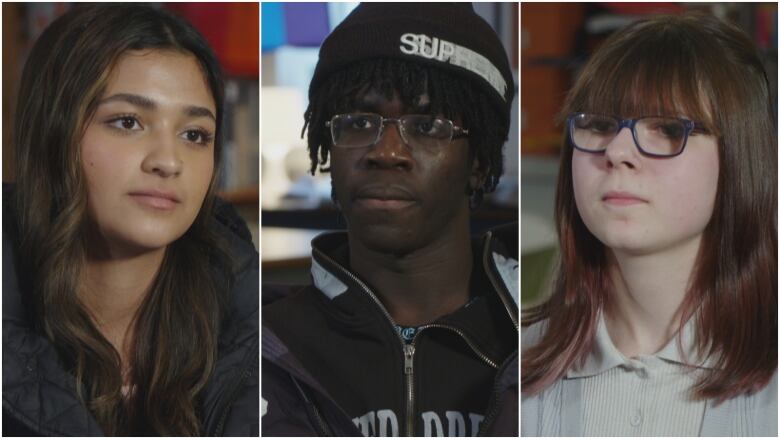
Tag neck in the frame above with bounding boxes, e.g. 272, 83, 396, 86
349, 217, 473, 326
604, 236, 701, 358
80, 245, 166, 363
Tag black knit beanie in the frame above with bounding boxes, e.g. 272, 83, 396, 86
309, 2, 515, 126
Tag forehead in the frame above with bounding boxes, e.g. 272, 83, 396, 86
351, 88, 431, 113
102, 49, 215, 111
568, 22, 716, 129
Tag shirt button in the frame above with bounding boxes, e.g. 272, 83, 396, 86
630, 409, 643, 427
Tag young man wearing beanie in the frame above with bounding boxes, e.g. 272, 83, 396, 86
262, 3, 518, 436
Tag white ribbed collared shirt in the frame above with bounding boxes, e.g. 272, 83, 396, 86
572, 314, 707, 436
521, 316, 778, 437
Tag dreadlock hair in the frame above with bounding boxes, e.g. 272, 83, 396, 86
302, 58, 508, 201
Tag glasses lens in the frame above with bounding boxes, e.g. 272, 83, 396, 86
331, 113, 382, 148
401, 115, 453, 149
635, 117, 686, 156
571, 114, 619, 151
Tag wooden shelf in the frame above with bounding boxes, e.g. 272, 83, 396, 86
219, 187, 258, 206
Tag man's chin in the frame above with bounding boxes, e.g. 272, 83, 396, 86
348, 222, 421, 257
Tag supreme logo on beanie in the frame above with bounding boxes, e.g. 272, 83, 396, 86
308, 2, 515, 126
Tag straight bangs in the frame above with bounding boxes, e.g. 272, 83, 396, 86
562, 18, 719, 136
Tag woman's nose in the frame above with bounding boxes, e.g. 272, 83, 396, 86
604, 127, 640, 170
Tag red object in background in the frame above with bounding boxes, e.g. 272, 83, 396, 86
165, 3, 258, 78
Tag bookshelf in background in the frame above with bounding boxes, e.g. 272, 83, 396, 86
169, 3, 260, 211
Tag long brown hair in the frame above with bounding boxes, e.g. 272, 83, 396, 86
12, 4, 229, 435
522, 14, 777, 403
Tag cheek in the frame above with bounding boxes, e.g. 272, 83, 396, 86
192, 153, 215, 193
81, 133, 124, 197
571, 153, 598, 213
328, 150, 356, 200
664, 153, 719, 228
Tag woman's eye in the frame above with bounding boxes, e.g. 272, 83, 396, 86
575, 117, 615, 134
589, 121, 614, 133
107, 116, 142, 131
656, 123, 684, 139
181, 129, 213, 145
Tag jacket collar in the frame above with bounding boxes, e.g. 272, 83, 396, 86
567, 312, 716, 379
309, 224, 519, 327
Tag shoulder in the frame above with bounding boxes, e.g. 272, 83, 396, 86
211, 198, 259, 340
200, 199, 260, 435
746, 370, 778, 436
262, 284, 326, 335
520, 372, 567, 437
521, 318, 548, 350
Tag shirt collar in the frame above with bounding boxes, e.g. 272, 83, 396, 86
566, 312, 716, 379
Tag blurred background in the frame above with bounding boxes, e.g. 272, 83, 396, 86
520, 2, 778, 306
262, 2, 519, 284
2, 2, 260, 248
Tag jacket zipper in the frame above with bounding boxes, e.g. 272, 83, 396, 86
477, 231, 519, 435
313, 245, 511, 436
402, 324, 500, 437
211, 342, 259, 436
475, 352, 517, 436
291, 375, 332, 436
313, 248, 414, 435
403, 344, 416, 436
482, 231, 518, 329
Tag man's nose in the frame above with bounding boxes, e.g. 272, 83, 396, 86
363, 120, 413, 170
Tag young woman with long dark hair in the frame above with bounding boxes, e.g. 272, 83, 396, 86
3, 4, 258, 436
522, 14, 776, 436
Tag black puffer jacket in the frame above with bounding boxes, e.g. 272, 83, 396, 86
2, 192, 259, 436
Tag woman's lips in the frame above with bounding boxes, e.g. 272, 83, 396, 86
602, 191, 647, 206
128, 190, 180, 210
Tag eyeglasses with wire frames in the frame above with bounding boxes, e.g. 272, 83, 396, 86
325, 113, 469, 151
567, 113, 708, 158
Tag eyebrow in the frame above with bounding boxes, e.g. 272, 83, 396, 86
99, 93, 216, 121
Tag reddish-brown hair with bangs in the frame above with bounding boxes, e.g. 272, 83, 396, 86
522, 13, 777, 402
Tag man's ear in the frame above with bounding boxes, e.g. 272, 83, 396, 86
469, 155, 487, 193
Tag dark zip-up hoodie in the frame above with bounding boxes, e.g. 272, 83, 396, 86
2, 189, 259, 436
262, 223, 518, 436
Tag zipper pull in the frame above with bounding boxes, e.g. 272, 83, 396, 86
404, 344, 415, 375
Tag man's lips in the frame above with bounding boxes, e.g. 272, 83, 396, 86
128, 189, 181, 210
353, 185, 416, 210
602, 191, 647, 206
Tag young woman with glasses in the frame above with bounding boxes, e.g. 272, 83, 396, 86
522, 13, 776, 436
3, 4, 258, 436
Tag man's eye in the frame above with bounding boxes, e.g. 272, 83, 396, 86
415, 117, 444, 136
107, 115, 141, 131
350, 117, 374, 130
